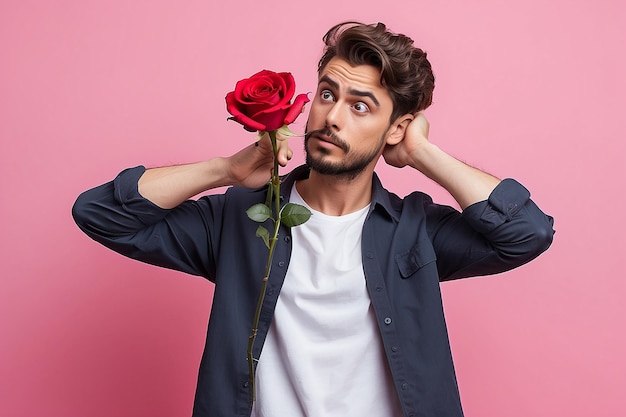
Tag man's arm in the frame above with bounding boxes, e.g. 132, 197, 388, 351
383, 113, 554, 279
383, 113, 500, 209
72, 132, 293, 278
138, 132, 293, 208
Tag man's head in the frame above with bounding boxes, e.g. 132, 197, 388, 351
303, 22, 435, 180
317, 21, 435, 123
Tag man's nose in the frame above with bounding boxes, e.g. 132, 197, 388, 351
325, 102, 343, 131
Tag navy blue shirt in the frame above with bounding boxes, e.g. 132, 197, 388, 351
73, 164, 554, 417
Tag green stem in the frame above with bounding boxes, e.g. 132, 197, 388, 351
247, 131, 282, 406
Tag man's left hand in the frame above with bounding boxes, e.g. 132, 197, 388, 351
382, 112, 430, 169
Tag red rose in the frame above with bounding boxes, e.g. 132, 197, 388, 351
226, 70, 309, 132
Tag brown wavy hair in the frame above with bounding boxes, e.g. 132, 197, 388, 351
318, 21, 435, 122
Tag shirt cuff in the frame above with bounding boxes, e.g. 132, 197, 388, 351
463, 178, 531, 233
113, 165, 170, 223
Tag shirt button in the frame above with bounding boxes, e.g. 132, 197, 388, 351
384, 317, 392, 325
376, 286, 382, 292
243, 381, 249, 388
401, 382, 408, 390
391, 346, 399, 352
284, 236, 291, 242
278, 261, 285, 267
366, 252, 374, 259
267, 288, 275, 296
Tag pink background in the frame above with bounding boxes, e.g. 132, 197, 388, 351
1, 1, 625, 416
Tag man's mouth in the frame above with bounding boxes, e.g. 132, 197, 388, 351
309, 130, 346, 151
316, 133, 337, 146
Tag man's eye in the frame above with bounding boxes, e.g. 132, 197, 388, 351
320, 90, 335, 101
352, 102, 369, 113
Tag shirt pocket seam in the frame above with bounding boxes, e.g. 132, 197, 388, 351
395, 246, 437, 279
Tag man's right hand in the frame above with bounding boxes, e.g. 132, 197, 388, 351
226, 131, 293, 188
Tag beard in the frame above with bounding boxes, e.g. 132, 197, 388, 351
304, 127, 387, 180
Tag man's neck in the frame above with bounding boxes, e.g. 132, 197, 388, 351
295, 168, 374, 216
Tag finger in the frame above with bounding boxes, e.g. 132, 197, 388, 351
256, 132, 271, 148
274, 129, 290, 142
412, 112, 430, 138
276, 138, 293, 167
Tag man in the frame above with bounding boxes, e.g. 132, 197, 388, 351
73, 21, 554, 417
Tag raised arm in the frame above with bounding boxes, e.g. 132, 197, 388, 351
138, 132, 293, 208
383, 112, 554, 279
71, 132, 293, 278
383, 112, 500, 209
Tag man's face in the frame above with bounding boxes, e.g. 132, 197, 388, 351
305, 57, 396, 179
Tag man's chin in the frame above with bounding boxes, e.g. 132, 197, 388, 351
306, 153, 337, 174
306, 155, 367, 180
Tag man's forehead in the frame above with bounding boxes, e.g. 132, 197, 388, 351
318, 57, 384, 89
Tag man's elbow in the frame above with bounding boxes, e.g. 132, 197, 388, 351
71, 183, 117, 238
509, 214, 555, 263
72, 190, 93, 232
531, 217, 555, 255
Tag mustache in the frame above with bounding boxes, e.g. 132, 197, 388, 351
304, 128, 350, 152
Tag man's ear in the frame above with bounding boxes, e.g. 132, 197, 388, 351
386, 114, 414, 146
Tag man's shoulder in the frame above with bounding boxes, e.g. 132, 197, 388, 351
371, 173, 436, 219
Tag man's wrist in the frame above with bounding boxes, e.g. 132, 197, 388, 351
406, 142, 440, 175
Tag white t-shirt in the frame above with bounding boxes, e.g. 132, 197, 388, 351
251, 184, 402, 417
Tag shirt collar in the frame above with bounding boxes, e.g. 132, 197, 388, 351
281, 165, 400, 223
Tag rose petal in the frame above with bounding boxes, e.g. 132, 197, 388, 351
239, 73, 287, 113
251, 107, 289, 132
244, 78, 280, 105
226, 91, 267, 131
277, 72, 296, 101
283, 93, 310, 125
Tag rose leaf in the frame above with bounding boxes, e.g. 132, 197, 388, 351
255, 225, 270, 249
246, 203, 272, 223
280, 203, 312, 227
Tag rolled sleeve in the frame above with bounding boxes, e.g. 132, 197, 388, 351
73, 166, 170, 238
464, 178, 531, 233
72, 165, 218, 279
436, 178, 554, 280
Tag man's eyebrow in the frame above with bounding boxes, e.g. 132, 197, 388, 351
318, 75, 380, 107
319, 75, 340, 90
